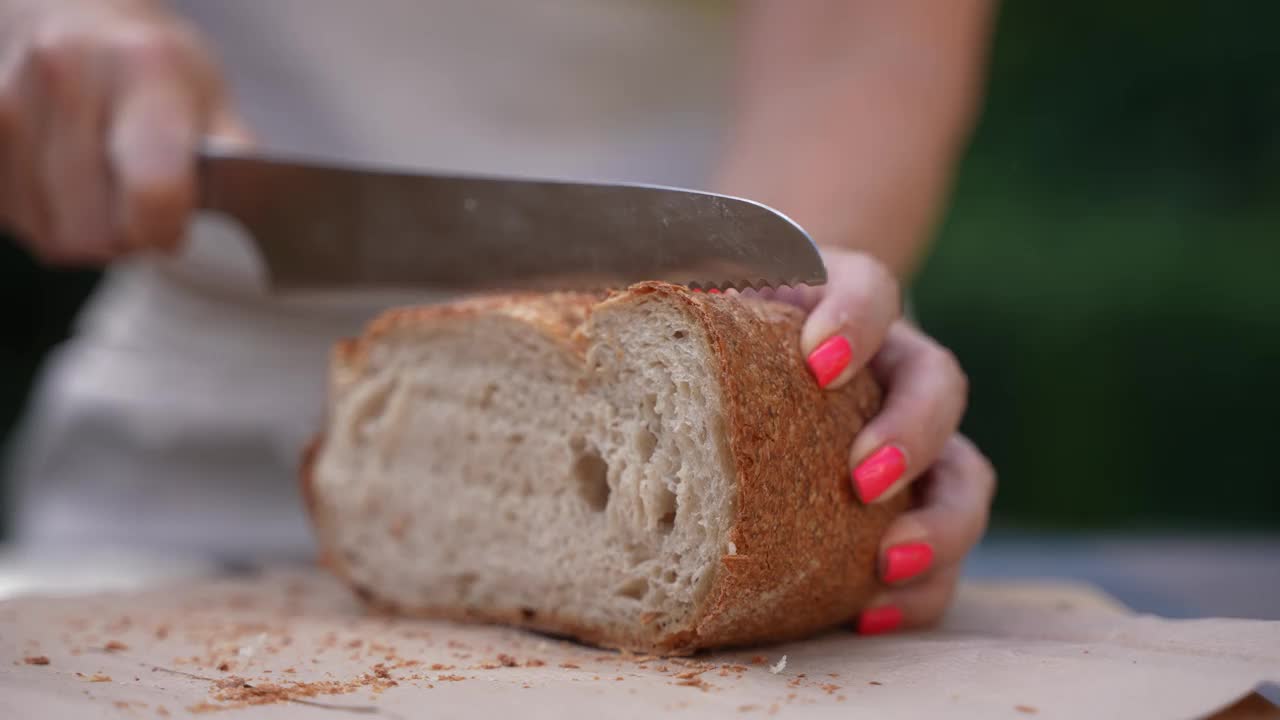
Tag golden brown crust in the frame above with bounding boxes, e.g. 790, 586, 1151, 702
302, 281, 904, 655
335, 290, 603, 377
618, 284, 904, 652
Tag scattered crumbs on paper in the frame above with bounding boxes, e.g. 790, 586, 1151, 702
769, 656, 787, 674
23, 656, 50, 666
1016, 705, 1039, 714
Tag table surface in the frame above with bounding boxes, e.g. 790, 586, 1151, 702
964, 532, 1280, 621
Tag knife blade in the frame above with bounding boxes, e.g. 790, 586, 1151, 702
196, 145, 826, 293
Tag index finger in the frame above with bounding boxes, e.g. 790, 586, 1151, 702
800, 251, 902, 390
107, 68, 201, 253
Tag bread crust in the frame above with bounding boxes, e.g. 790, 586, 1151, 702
302, 282, 905, 655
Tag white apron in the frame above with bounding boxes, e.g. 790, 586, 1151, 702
8, 0, 734, 557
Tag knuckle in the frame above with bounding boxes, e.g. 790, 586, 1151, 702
28, 29, 91, 91
959, 437, 998, 501
875, 261, 902, 302
929, 343, 970, 395
914, 578, 960, 628
108, 25, 196, 73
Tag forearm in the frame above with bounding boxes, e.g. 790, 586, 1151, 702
714, 0, 996, 281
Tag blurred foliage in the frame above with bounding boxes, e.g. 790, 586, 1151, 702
914, 2, 1280, 528
2, 2, 1278, 534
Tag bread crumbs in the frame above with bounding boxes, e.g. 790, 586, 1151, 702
23, 656, 50, 666
1016, 705, 1038, 714
104, 641, 129, 652
560, 662, 580, 669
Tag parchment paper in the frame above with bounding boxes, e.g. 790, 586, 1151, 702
2, 569, 1276, 719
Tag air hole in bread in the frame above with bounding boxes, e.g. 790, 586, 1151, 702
635, 427, 657, 462
348, 379, 396, 445
672, 330, 685, 339
573, 444, 610, 512
614, 577, 647, 600
657, 508, 676, 533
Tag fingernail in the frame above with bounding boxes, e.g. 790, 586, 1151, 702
883, 542, 933, 584
856, 605, 903, 635
852, 445, 906, 503
806, 336, 852, 388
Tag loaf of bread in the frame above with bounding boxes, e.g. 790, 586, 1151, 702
303, 281, 905, 655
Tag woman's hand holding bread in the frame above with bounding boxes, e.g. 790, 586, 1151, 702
767, 248, 997, 635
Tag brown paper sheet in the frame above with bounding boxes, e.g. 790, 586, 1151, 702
2, 569, 1276, 719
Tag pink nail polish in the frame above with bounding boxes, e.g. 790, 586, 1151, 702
852, 445, 906, 503
856, 605, 903, 635
883, 542, 933, 584
806, 336, 852, 388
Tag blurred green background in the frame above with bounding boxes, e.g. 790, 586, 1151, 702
2, 2, 1277, 536
914, 2, 1279, 529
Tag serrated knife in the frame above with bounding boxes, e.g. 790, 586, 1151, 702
196, 145, 826, 293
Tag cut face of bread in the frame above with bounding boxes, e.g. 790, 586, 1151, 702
305, 282, 901, 654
